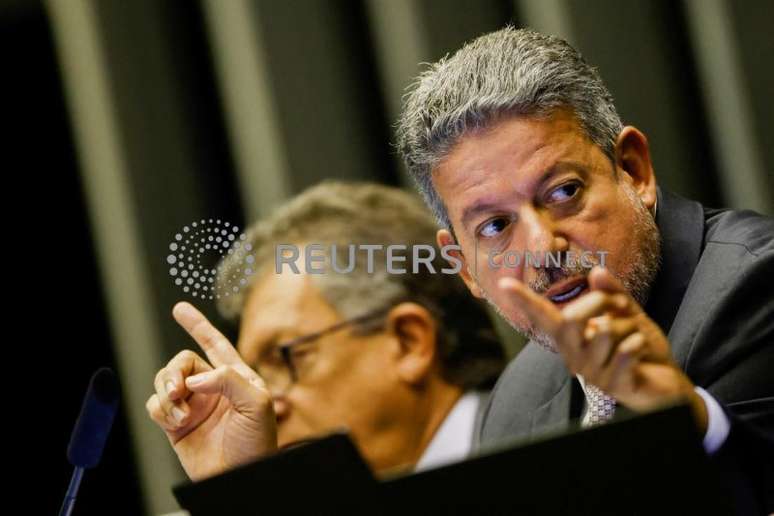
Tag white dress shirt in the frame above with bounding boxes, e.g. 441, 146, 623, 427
415, 391, 482, 472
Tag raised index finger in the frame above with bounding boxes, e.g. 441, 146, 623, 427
172, 301, 245, 368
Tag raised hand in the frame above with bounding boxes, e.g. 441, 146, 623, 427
146, 302, 277, 481
499, 266, 707, 431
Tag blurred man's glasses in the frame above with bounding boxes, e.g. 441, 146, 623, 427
254, 307, 390, 394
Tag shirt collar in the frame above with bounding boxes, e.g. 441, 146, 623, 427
414, 391, 482, 472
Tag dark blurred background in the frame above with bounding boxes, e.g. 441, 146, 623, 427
3, 0, 771, 514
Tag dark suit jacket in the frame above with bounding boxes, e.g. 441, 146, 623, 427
477, 189, 774, 514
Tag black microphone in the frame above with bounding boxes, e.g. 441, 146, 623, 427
60, 368, 120, 516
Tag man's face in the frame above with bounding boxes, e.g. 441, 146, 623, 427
433, 110, 660, 348
236, 270, 400, 466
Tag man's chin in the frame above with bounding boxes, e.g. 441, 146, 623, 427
507, 318, 558, 352
500, 311, 558, 353
529, 331, 559, 353
478, 289, 559, 352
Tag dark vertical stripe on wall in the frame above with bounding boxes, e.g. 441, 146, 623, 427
566, 0, 723, 206
418, 0, 516, 58
668, 0, 724, 207
158, 0, 245, 225
2, 3, 144, 513
725, 0, 774, 203
253, 0, 396, 192
340, 0, 400, 187
157, 0, 248, 340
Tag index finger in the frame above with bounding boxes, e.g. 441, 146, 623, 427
498, 277, 563, 334
172, 301, 245, 368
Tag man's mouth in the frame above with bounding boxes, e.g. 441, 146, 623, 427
544, 276, 588, 304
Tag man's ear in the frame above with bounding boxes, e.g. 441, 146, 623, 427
615, 126, 657, 211
385, 302, 438, 386
437, 229, 483, 298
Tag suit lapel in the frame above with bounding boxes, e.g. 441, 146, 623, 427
529, 367, 574, 436
645, 188, 705, 368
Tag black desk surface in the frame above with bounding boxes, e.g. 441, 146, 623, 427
174, 403, 733, 515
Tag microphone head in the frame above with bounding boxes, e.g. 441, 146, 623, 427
67, 367, 120, 469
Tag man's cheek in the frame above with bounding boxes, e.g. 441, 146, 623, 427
276, 397, 324, 441
275, 425, 296, 448
491, 289, 530, 327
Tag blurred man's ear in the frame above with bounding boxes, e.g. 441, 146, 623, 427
615, 126, 657, 211
437, 229, 483, 298
385, 302, 438, 385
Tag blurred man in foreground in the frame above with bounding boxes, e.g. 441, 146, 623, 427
396, 26, 773, 513
146, 182, 506, 480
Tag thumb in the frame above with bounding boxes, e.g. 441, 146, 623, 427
185, 366, 273, 422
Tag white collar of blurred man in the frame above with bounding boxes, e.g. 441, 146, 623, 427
234, 266, 486, 473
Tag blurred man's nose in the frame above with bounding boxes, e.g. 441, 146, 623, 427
518, 203, 567, 255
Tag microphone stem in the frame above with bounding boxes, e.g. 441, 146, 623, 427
59, 466, 84, 516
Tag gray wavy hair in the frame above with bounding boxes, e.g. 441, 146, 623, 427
216, 181, 506, 390
395, 26, 623, 229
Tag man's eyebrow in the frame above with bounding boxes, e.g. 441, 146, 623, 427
459, 161, 587, 231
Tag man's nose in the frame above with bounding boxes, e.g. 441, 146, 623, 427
518, 204, 566, 255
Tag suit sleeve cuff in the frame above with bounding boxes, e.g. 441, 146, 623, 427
694, 386, 731, 455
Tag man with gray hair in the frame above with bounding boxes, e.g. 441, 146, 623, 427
396, 26, 773, 513
146, 181, 506, 479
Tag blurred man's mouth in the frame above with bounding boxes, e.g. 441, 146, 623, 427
544, 276, 588, 305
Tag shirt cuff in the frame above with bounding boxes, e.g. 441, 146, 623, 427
694, 387, 731, 455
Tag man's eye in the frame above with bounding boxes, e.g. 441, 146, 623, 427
547, 182, 581, 203
479, 217, 510, 238
257, 347, 284, 369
